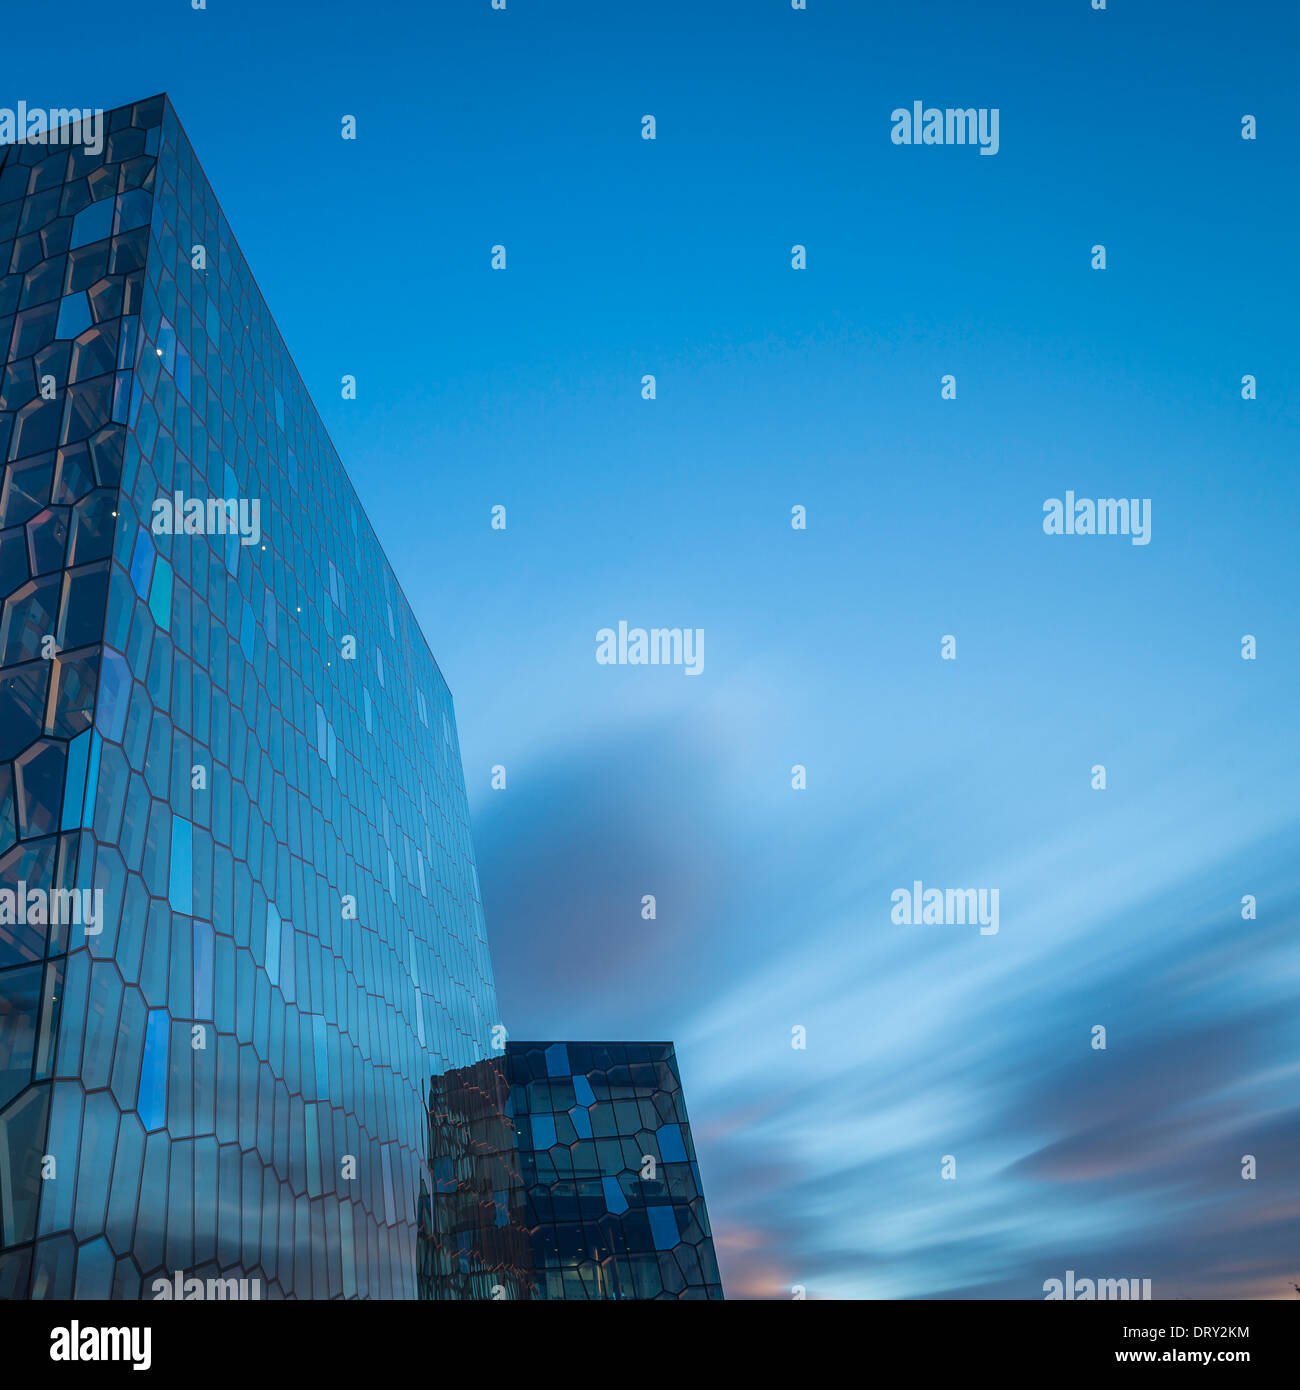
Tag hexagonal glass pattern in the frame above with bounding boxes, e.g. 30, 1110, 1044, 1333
0, 97, 501, 1300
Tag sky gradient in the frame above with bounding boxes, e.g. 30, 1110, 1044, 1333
11, 0, 1299, 1297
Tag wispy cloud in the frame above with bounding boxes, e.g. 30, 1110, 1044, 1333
478, 709, 1300, 1299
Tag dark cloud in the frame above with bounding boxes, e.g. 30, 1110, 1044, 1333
475, 717, 736, 1038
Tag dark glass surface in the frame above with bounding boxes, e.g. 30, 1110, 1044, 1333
503, 1040, 723, 1300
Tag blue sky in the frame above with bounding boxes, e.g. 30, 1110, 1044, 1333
11, 0, 1299, 1297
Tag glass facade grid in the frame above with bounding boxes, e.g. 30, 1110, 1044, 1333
0, 96, 502, 1300
504, 1040, 723, 1300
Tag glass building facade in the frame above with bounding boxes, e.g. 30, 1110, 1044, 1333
0, 96, 501, 1299
505, 1041, 722, 1299
0, 96, 720, 1300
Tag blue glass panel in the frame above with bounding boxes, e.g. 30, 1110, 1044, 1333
69, 197, 113, 248
264, 902, 281, 986
93, 644, 130, 745
117, 316, 138, 371
647, 1205, 679, 1251
55, 292, 92, 339
312, 1015, 327, 1096
148, 557, 172, 630
601, 1176, 628, 1215
304, 1103, 320, 1197
94, 648, 130, 743
155, 318, 175, 373
192, 919, 213, 1020
115, 188, 152, 233
239, 598, 254, 661
380, 1142, 396, 1227
531, 1114, 556, 1149
38, 1086, 82, 1235
167, 814, 192, 914
111, 371, 132, 424
137, 1009, 169, 1130
657, 1123, 687, 1163
572, 1073, 596, 1107
60, 729, 90, 831
340, 1202, 355, 1300
544, 1042, 569, 1077
280, 917, 295, 1001
128, 529, 153, 598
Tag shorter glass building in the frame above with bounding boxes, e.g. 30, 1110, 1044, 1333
504, 1041, 722, 1300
